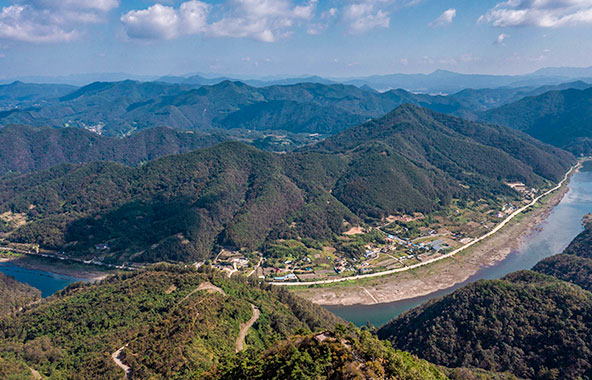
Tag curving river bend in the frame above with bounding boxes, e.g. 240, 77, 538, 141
2, 165, 592, 323
325, 164, 592, 327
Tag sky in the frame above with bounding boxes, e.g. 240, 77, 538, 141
1, 0, 592, 79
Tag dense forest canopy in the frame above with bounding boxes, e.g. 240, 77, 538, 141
0, 272, 40, 315
0, 264, 342, 379
481, 87, 592, 154
378, 216, 592, 380
0, 105, 573, 264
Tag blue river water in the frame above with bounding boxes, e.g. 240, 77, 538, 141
1, 165, 591, 317
0, 262, 83, 297
326, 165, 592, 327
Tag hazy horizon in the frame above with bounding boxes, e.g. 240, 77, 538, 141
1, 0, 592, 79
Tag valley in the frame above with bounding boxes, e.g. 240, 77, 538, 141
4, 3, 592, 378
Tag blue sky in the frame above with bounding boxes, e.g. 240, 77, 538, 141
1, 0, 592, 78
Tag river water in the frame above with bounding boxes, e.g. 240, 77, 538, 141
0, 262, 83, 297
2, 166, 591, 315
325, 165, 592, 327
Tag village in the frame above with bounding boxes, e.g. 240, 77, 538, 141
210, 184, 542, 283
0, 181, 545, 284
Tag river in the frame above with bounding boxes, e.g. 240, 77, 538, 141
325, 164, 592, 327
0, 262, 84, 297
2, 165, 591, 317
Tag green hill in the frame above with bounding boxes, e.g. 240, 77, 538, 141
0, 272, 40, 315
481, 87, 592, 154
0, 80, 465, 136
0, 105, 573, 263
212, 327, 450, 380
305, 104, 572, 218
377, 216, 592, 380
0, 81, 76, 110
533, 215, 592, 291
450, 81, 591, 113
377, 271, 592, 380
0, 124, 228, 175
0, 264, 342, 379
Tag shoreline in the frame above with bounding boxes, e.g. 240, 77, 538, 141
0, 255, 112, 282
292, 169, 573, 306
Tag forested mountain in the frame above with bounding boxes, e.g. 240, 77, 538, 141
0, 105, 573, 264
450, 81, 590, 113
0, 264, 342, 379
378, 217, 592, 380
0, 81, 76, 110
2, 78, 589, 140
0, 124, 229, 175
0, 263, 523, 380
0, 272, 40, 315
0, 80, 464, 136
481, 87, 592, 154
533, 215, 592, 291
214, 327, 451, 380
378, 270, 592, 380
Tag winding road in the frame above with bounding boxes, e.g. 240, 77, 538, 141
111, 344, 130, 379
235, 304, 260, 352
272, 163, 579, 287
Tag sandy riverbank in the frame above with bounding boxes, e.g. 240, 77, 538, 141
0, 255, 112, 281
293, 178, 571, 306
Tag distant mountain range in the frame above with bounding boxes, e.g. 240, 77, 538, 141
0, 81, 76, 111
0, 125, 230, 175
0, 105, 573, 264
0, 80, 462, 136
4, 65, 592, 92
1, 78, 589, 137
480, 86, 592, 154
157, 67, 592, 93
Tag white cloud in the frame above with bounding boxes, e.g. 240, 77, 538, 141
343, 2, 390, 34
308, 6, 337, 34
121, 1, 209, 40
480, 0, 592, 28
121, 0, 317, 42
0, 0, 118, 42
429, 8, 456, 27
207, 0, 317, 42
495, 32, 510, 44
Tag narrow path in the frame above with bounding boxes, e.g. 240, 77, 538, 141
247, 257, 263, 278
178, 281, 225, 305
235, 304, 260, 353
28, 366, 42, 380
358, 285, 379, 304
273, 163, 579, 287
111, 344, 130, 379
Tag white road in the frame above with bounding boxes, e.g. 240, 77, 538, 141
272, 163, 579, 287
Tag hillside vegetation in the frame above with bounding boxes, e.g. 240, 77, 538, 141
0, 272, 40, 315
377, 271, 592, 380
0, 105, 573, 263
212, 327, 450, 380
0, 264, 342, 379
0, 125, 229, 175
481, 87, 592, 154
378, 217, 592, 380
0, 80, 464, 136
0, 264, 524, 380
